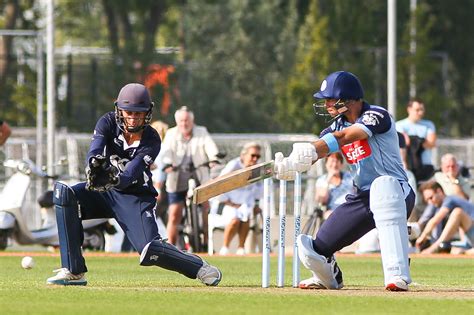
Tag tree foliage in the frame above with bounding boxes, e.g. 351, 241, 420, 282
276, 0, 330, 134
179, 0, 298, 132
2, 0, 474, 137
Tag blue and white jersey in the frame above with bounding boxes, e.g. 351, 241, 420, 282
396, 118, 436, 165
320, 103, 408, 191
87, 111, 161, 195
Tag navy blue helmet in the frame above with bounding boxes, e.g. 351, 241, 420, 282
114, 83, 154, 132
313, 71, 364, 100
312, 71, 364, 120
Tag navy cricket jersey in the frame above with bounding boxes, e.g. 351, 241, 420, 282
320, 102, 408, 191
87, 111, 161, 195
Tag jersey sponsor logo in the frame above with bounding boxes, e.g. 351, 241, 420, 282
341, 139, 372, 164
143, 155, 153, 166
361, 110, 383, 126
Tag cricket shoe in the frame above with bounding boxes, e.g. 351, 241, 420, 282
46, 268, 87, 286
219, 246, 229, 256
385, 276, 408, 291
297, 234, 343, 289
197, 260, 222, 286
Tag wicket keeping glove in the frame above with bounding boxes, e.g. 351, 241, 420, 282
85, 155, 120, 192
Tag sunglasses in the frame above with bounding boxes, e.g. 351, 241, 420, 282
250, 154, 261, 159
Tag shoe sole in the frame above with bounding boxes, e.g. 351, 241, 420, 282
385, 283, 408, 291
47, 279, 88, 286
299, 283, 326, 290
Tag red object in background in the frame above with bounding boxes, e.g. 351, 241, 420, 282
143, 64, 179, 116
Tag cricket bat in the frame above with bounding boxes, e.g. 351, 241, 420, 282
193, 160, 274, 204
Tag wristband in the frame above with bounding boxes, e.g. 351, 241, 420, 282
321, 133, 339, 153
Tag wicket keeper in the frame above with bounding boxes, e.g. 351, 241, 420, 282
47, 83, 222, 286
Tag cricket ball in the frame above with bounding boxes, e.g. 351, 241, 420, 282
21, 256, 35, 269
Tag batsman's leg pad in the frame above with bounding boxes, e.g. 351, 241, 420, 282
370, 176, 411, 286
297, 234, 343, 289
140, 239, 203, 279
53, 181, 87, 274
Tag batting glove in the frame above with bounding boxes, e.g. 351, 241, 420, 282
274, 152, 296, 181
288, 142, 317, 172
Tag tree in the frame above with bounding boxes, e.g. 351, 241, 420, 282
275, 0, 331, 134
180, 0, 299, 132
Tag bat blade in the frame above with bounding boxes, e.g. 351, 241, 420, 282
193, 160, 274, 204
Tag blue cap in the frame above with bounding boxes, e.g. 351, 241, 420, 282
313, 71, 364, 100
115, 83, 153, 112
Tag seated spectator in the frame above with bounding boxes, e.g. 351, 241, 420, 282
315, 152, 354, 219
216, 142, 263, 255
433, 153, 470, 200
414, 153, 471, 243
416, 181, 474, 254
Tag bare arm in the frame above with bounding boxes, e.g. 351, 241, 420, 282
416, 206, 449, 245
423, 131, 437, 149
452, 183, 469, 200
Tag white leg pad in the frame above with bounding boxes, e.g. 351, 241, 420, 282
370, 176, 411, 286
297, 234, 341, 289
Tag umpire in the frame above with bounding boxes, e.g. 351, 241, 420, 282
47, 83, 222, 286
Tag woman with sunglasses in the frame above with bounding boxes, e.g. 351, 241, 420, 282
214, 142, 263, 255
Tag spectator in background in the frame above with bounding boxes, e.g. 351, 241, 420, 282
0, 120, 11, 145
160, 106, 220, 247
433, 153, 470, 200
410, 153, 471, 250
315, 152, 354, 219
396, 99, 437, 183
416, 181, 474, 254
215, 142, 263, 256
150, 120, 170, 218
397, 132, 418, 205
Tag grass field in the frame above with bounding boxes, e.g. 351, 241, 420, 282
0, 252, 473, 314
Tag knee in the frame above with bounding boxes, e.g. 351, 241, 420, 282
53, 181, 78, 207
370, 176, 405, 217
451, 207, 464, 217
228, 218, 240, 228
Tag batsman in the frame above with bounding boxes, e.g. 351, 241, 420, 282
47, 83, 221, 286
274, 71, 415, 291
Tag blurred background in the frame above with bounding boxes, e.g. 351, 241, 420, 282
1, 0, 473, 135
1, 1, 474, 250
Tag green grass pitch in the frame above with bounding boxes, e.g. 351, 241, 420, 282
0, 253, 473, 314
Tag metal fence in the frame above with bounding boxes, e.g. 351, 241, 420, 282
2, 129, 474, 230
